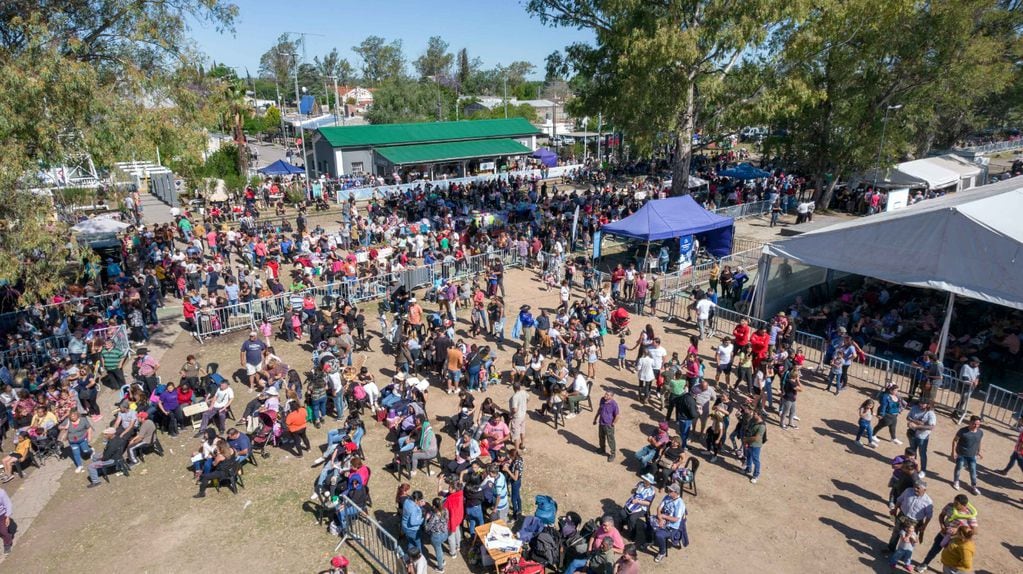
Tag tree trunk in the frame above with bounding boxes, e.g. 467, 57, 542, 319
670, 81, 696, 197
816, 168, 843, 210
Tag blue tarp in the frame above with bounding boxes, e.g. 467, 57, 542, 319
299, 95, 316, 115
601, 195, 734, 256
258, 159, 305, 176
719, 163, 771, 180
530, 147, 558, 167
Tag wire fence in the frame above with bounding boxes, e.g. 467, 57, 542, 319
711, 200, 773, 221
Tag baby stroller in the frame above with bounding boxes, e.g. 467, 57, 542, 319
609, 306, 631, 336
31, 426, 63, 463
250, 410, 280, 459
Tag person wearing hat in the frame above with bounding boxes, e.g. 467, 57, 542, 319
329, 555, 349, 574
887, 479, 933, 553
619, 474, 656, 541
648, 483, 686, 562
954, 356, 982, 417
86, 427, 129, 488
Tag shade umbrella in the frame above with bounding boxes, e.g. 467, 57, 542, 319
719, 163, 771, 180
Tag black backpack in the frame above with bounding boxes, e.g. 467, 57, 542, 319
528, 526, 562, 567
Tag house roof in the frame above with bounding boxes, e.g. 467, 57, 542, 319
318, 118, 540, 148
375, 138, 532, 165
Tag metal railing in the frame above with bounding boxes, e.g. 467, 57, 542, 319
953, 139, 1023, 155
0, 335, 71, 370
193, 250, 526, 343
711, 200, 773, 221
336, 495, 405, 574
979, 384, 1023, 428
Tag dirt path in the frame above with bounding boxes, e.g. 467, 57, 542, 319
4, 269, 1021, 574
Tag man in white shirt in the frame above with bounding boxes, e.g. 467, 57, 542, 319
197, 380, 235, 436
695, 296, 716, 339
714, 337, 735, 385
954, 356, 982, 416
566, 371, 590, 416
648, 338, 668, 381
636, 350, 656, 404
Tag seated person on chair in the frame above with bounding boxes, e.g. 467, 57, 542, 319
226, 428, 250, 464
618, 474, 656, 539
565, 371, 590, 415
653, 437, 688, 486
646, 484, 687, 563
110, 400, 137, 437
86, 427, 128, 488
481, 414, 510, 446
313, 414, 364, 466
126, 412, 157, 465
446, 431, 481, 476
1, 431, 32, 483
194, 441, 238, 498
590, 515, 626, 554
28, 406, 57, 437
195, 379, 234, 437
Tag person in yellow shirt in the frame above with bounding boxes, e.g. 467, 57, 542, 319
1, 432, 32, 482
940, 526, 976, 574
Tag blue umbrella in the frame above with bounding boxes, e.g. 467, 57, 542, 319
719, 163, 770, 180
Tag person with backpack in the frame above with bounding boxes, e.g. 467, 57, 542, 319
561, 517, 590, 574
743, 410, 767, 484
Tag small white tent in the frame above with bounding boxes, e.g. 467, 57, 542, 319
860, 154, 982, 191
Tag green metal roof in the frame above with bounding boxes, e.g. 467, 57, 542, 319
375, 139, 532, 165
318, 118, 540, 148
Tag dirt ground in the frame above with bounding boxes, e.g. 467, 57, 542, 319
4, 256, 1022, 573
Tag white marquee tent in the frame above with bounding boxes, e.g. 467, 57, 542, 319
861, 154, 983, 191
762, 176, 1023, 357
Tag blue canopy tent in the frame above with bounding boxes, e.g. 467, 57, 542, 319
600, 195, 734, 261
530, 147, 558, 167
719, 163, 771, 180
258, 159, 305, 176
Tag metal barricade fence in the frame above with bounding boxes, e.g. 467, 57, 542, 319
792, 330, 827, 369
0, 335, 70, 370
337, 495, 406, 574
87, 325, 130, 353
979, 384, 1023, 428
845, 352, 891, 390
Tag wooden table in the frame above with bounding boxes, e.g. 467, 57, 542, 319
474, 520, 522, 574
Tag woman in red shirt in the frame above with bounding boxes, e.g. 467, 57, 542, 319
733, 318, 751, 348
749, 326, 771, 368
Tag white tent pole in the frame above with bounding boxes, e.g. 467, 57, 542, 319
936, 292, 955, 363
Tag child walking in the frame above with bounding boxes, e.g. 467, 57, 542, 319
890, 522, 918, 571
617, 336, 627, 370
855, 399, 879, 447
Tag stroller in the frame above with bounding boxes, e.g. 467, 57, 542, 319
609, 306, 631, 336
30, 426, 63, 463
249, 410, 280, 459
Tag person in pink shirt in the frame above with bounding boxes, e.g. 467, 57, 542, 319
589, 515, 625, 553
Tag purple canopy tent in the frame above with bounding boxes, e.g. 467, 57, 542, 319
530, 147, 558, 167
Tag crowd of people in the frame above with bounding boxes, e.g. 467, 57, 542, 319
1, 160, 1020, 574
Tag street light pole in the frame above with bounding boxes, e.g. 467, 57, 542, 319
330, 75, 340, 126
290, 55, 310, 190
503, 75, 508, 119
872, 104, 903, 189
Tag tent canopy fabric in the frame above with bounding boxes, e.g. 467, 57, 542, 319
601, 195, 734, 256
860, 154, 977, 190
258, 159, 305, 176
764, 176, 1023, 310
664, 175, 709, 189
719, 163, 770, 180
530, 147, 558, 167
72, 216, 130, 235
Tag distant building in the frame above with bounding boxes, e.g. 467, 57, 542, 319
334, 86, 375, 115
311, 118, 540, 180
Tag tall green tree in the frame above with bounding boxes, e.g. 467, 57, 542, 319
258, 34, 299, 94
768, 0, 1021, 208
527, 0, 802, 195
353, 36, 406, 85
366, 78, 454, 124
0, 1, 237, 302
314, 48, 354, 87
415, 36, 454, 80
456, 48, 472, 88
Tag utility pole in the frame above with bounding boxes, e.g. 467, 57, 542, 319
873, 104, 903, 189
503, 75, 508, 119
330, 75, 340, 126
284, 52, 310, 188
597, 112, 603, 163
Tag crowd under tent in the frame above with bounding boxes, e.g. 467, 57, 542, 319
599, 195, 735, 267
755, 176, 1023, 361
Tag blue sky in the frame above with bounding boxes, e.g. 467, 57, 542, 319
189, 0, 594, 80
